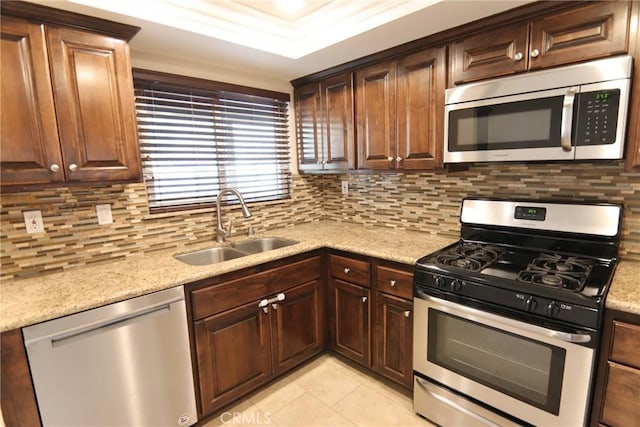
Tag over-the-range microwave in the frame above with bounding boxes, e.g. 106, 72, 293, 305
444, 55, 632, 164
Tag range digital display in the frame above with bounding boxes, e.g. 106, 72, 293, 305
514, 206, 547, 221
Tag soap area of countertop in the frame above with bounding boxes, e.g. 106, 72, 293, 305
2, 220, 639, 332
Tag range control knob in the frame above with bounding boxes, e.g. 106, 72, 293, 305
434, 276, 445, 288
449, 280, 462, 292
547, 301, 560, 317
524, 297, 537, 312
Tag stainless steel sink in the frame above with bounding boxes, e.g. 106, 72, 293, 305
174, 247, 247, 266
233, 237, 298, 254
174, 237, 298, 265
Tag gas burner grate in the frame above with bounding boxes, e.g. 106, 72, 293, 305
436, 243, 502, 272
516, 254, 594, 291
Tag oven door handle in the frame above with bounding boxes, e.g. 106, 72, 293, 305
416, 291, 592, 344
415, 377, 502, 427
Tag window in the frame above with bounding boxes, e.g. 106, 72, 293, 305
133, 69, 291, 213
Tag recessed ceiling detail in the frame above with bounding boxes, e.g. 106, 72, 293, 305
69, 0, 442, 58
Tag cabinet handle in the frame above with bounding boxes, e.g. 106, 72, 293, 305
68, 163, 78, 172
272, 304, 278, 310
404, 310, 411, 317
362, 296, 367, 303
344, 267, 350, 274
530, 48, 540, 58
50, 164, 60, 173
390, 280, 396, 287
396, 157, 402, 162
514, 52, 523, 61
387, 156, 393, 162
258, 299, 269, 313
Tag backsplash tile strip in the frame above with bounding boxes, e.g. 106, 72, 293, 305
1, 161, 638, 279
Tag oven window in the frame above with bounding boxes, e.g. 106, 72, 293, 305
427, 310, 565, 415
448, 96, 564, 151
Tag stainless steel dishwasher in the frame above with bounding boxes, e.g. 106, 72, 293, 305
23, 286, 198, 427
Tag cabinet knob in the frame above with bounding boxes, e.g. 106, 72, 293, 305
514, 52, 523, 61
390, 280, 396, 287
362, 296, 367, 303
50, 164, 60, 173
68, 163, 78, 172
387, 156, 394, 162
396, 157, 402, 162
404, 310, 411, 318
344, 267, 350, 274
530, 48, 540, 58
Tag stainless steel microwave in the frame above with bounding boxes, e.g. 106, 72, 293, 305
444, 55, 632, 164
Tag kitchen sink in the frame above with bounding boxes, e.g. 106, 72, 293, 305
174, 247, 247, 266
174, 237, 298, 265
233, 237, 298, 254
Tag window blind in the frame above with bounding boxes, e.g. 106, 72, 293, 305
133, 71, 291, 213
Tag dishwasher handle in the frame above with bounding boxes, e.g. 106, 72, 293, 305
51, 304, 171, 348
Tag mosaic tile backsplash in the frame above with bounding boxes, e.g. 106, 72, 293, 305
1, 161, 639, 279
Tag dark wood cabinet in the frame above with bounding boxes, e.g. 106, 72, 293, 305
295, 73, 355, 172
330, 278, 371, 367
189, 253, 324, 417
0, 6, 141, 187
450, 1, 630, 85
591, 309, 640, 427
626, 1, 640, 172
356, 47, 445, 170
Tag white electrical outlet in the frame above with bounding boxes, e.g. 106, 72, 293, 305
341, 180, 348, 195
96, 204, 113, 225
23, 210, 44, 234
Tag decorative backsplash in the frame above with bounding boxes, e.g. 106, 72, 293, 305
1, 161, 639, 279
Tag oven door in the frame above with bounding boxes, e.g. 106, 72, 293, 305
413, 293, 596, 427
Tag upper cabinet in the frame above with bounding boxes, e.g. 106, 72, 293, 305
626, 1, 640, 172
450, 1, 630, 85
295, 72, 355, 172
0, 3, 142, 188
355, 47, 445, 170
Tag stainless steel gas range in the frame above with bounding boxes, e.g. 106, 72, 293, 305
413, 198, 622, 427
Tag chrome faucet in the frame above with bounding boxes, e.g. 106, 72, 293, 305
216, 188, 252, 243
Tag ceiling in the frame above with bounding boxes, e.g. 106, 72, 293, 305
26, 0, 535, 89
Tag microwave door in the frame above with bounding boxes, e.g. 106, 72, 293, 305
574, 79, 631, 160
444, 87, 576, 163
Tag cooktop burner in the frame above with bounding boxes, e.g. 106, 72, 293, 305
436, 243, 503, 272
516, 254, 594, 291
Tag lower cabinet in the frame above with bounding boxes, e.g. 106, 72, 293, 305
375, 293, 413, 389
330, 278, 371, 366
189, 252, 325, 417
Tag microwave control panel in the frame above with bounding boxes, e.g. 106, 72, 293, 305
575, 89, 620, 145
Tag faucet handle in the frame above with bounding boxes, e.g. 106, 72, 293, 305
248, 226, 255, 237
225, 220, 233, 235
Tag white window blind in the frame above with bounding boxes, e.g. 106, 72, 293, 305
133, 71, 291, 213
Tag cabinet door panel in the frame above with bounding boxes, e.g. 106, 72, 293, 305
295, 82, 323, 172
195, 300, 272, 416
601, 362, 640, 427
330, 278, 370, 366
375, 294, 413, 389
450, 23, 529, 85
47, 26, 140, 182
271, 279, 324, 375
397, 47, 445, 170
323, 73, 355, 171
355, 62, 396, 169
529, 2, 629, 71
0, 17, 64, 185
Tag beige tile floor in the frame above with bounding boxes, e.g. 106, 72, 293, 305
202, 354, 436, 427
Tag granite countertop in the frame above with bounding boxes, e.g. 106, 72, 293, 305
2, 220, 639, 332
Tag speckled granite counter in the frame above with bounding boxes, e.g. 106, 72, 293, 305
0, 221, 455, 332
606, 261, 640, 315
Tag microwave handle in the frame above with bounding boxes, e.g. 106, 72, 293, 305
561, 87, 578, 152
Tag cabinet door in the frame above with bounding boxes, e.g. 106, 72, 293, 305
374, 293, 413, 389
397, 47, 445, 170
601, 362, 640, 427
46, 26, 141, 183
529, 1, 629, 71
450, 22, 529, 85
271, 279, 325, 375
322, 73, 355, 171
355, 61, 396, 169
330, 278, 371, 366
295, 82, 323, 172
194, 300, 272, 416
0, 17, 64, 186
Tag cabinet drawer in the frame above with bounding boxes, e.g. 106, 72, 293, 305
191, 256, 322, 320
376, 265, 413, 299
601, 362, 640, 427
611, 321, 640, 369
329, 254, 370, 287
